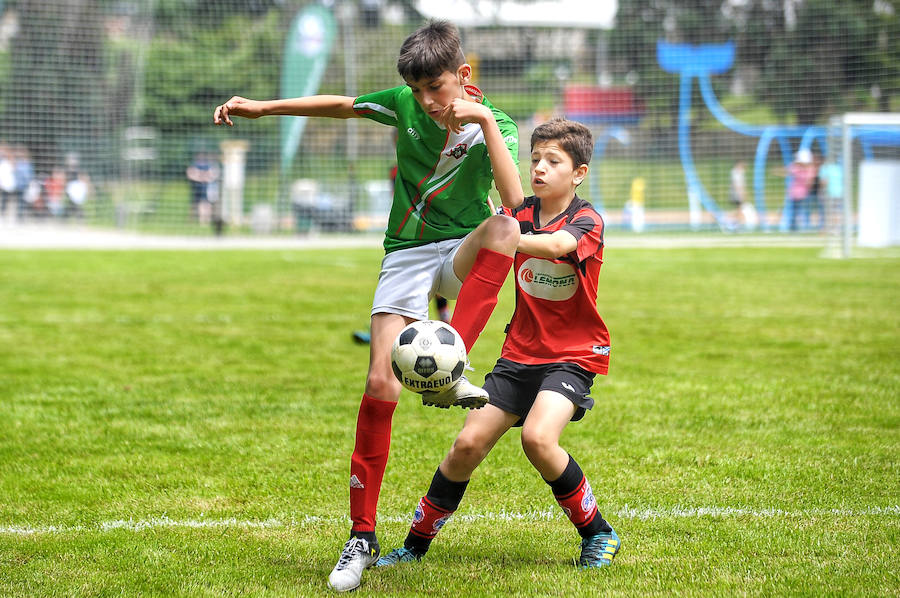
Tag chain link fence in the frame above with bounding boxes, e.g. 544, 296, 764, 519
0, 0, 897, 240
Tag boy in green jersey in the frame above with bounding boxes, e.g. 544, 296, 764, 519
214, 21, 519, 592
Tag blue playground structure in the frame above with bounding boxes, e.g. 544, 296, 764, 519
657, 40, 900, 231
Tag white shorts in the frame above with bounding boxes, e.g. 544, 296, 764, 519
371, 237, 466, 320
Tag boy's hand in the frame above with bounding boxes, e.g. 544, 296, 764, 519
213, 96, 264, 126
439, 98, 491, 134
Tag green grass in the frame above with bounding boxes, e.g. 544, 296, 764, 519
1, 247, 898, 596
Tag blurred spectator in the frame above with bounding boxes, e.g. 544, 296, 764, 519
22, 174, 43, 218
186, 151, 221, 225
13, 146, 35, 219
0, 144, 16, 221
624, 176, 645, 232
62, 154, 91, 220
65, 170, 92, 220
781, 149, 816, 232
45, 168, 66, 218
806, 153, 825, 230
729, 159, 757, 231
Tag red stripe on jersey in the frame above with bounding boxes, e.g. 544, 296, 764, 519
416, 129, 451, 191
418, 178, 454, 238
395, 204, 416, 236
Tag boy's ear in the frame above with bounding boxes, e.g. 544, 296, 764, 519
457, 63, 472, 85
573, 164, 589, 186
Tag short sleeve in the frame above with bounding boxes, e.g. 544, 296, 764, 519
353, 87, 402, 127
495, 114, 519, 166
563, 211, 604, 262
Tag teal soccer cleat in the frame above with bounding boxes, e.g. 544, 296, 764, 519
374, 547, 422, 567
579, 528, 621, 568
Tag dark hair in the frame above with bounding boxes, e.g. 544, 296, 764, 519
530, 118, 594, 167
397, 20, 466, 81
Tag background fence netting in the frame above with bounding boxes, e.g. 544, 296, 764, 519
0, 0, 897, 244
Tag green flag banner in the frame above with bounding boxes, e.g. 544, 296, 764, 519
280, 4, 337, 172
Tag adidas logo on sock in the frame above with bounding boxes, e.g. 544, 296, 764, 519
349, 475, 365, 489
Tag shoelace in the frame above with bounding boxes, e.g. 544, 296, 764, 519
335, 538, 368, 570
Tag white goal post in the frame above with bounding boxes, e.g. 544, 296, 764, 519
826, 113, 900, 258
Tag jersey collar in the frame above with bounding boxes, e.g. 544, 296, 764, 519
533, 193, 583, 229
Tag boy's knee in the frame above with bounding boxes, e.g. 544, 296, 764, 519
448, 431, 489, 468
521, 428, 556, 461
364, 368, 401, 400
482, 215, 519, 253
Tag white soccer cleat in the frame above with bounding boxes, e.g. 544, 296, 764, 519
420, 375, 488, 410
328, 537, 380, 592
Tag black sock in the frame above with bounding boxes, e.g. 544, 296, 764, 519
545, 454, 583, 495
350, 530, 378, 546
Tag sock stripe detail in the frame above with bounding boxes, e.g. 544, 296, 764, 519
554, 478, 587, 502
421, 495, 453, 515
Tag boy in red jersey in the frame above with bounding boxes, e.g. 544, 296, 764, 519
376, 112, 620, 569
214, 21, 521, 592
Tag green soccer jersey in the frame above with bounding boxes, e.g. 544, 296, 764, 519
353, 85, 519, 253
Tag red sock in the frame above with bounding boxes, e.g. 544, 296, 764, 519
408, 495, 454, 545
450, 248, 513, 352
349, 394, 397, 532
555, 475, 599, 532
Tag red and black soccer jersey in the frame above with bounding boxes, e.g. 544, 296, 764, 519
500, 194, 610, 375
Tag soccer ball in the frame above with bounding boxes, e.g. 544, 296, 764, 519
391, 320, 467, 393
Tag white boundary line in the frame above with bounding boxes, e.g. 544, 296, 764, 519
3, 506, 897, 536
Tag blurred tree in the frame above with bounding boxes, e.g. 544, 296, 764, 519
0, 0, 107, 174
138, 10, 283, 174
610, 0, 899, 126
151, 0, 281, 30
753, 0, 899, 122
140, 10, 282, 134
607, 0, 675, 130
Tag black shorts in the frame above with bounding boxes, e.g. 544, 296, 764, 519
483, 358, 596, 427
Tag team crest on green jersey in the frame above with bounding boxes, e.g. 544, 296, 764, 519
445, 143, 468, 159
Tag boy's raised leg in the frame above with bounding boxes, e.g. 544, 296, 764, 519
419, 217, 517, 410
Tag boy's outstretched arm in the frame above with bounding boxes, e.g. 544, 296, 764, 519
214, 95, 358, 126
441, 98, 524, 210
517, 230, 578, 259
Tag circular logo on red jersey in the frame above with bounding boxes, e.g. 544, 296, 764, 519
517, 258, 578, 301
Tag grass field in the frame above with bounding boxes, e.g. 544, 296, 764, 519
1, 246, 898, 597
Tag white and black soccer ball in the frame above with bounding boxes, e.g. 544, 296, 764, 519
391, 320, 467, 393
